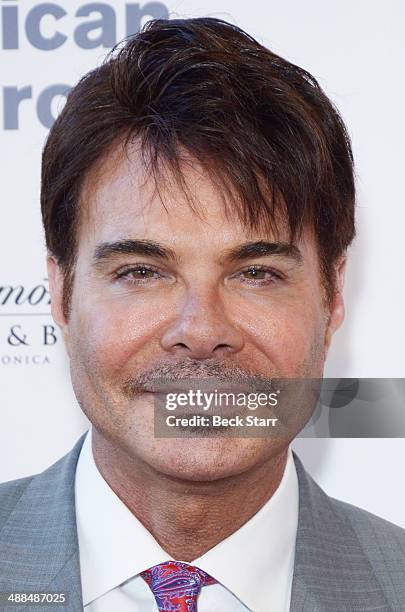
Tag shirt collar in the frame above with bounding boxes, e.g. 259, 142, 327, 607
75, 427, 298, 611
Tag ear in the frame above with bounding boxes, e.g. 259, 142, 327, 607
324, 256, 347, 353
47, 254, 71, 355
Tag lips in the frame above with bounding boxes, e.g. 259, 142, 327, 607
139, 378, 261, 395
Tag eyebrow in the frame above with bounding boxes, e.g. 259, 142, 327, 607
93, 239, 178, 265
220, 241, 303, 265
92, 239, 303, 267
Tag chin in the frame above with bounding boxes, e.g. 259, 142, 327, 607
140, 436, 277, 482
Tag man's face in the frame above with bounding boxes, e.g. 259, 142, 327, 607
48, 143, 345, 481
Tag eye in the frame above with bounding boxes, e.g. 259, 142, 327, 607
115, 264, 163, 285
233, 265, 284, 285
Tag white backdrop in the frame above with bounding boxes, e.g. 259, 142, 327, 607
1, 1, 404, 527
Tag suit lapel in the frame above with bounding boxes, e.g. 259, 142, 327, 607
0, 433, 87, 611
290, 452, 390, 611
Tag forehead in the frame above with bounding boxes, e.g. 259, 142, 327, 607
77, 140, 307, 252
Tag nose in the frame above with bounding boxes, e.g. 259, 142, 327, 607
160, 288, 244, 360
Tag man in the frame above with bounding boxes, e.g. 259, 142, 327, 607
0, 16, 404, 612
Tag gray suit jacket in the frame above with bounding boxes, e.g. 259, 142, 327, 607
0, 433, 404, 611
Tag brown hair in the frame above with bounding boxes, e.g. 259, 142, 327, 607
41, 17, 355, 318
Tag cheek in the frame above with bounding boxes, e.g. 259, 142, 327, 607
68, 296, 166, 379
240, 293, 326, 373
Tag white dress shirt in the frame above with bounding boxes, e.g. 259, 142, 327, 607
74, 427, 299, 612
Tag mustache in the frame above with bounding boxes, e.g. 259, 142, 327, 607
122, 358, 276, 397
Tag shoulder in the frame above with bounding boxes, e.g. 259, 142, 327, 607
330, 494, 405, 556
0, 474, 35, 531
0, 432, 88, 533
293, 452, 405, 606
293, 450, 405, 554
327, 495, 405, 605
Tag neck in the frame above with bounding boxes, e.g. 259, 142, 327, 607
91, 432, 289, 562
